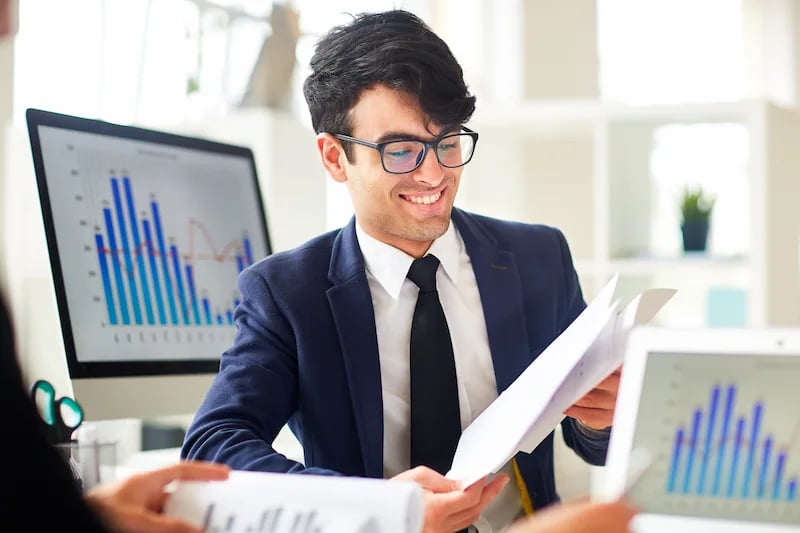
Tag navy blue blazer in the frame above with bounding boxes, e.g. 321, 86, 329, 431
182, 208, 608, 510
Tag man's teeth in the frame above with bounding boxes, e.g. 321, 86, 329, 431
407, 192, 441, 204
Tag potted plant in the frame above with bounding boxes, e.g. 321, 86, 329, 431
680, 185, 716, 252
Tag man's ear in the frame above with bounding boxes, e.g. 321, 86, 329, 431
317, 133, 348, 183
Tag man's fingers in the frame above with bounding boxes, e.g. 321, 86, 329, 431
391, 466, 463, 493
448, 475, 510, 529
571, 389, 616, 410
564, 406, 613, 429
593, 372, 621, 392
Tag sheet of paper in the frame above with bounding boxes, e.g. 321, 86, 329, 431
446, 275, 676, 487
447, 274, 620, 485
516, 287, 677, 454
164, 471, 423, 533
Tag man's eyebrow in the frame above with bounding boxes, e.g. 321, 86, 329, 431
374, 126, 461, 144
374, 131, 420, 143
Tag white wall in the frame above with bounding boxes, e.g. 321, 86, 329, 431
0, 26, 14, 292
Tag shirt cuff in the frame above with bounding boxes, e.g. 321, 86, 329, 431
573, 418, 612, 440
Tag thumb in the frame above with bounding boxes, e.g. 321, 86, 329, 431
391, 466, 465, 493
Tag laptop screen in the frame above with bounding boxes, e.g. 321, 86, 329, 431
602, 326, 800, 529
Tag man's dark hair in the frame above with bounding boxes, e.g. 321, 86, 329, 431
302, 10, 476, 146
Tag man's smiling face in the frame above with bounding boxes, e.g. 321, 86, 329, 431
337, 84, 464, 258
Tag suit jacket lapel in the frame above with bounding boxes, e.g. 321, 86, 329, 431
452, 209, 532, 393
326, 219, 384, 478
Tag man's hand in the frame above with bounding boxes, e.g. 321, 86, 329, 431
391, 466, 509, 533
564, 365, 622, 430
506, 499, 636, 533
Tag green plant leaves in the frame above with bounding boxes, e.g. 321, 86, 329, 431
680, 185, 716, 222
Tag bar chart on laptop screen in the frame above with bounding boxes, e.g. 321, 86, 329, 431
627, 352, 800, 525
37, 126, 269, 363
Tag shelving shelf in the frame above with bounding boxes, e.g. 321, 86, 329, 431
462, 97, 800, 328
607, 255, 751, 276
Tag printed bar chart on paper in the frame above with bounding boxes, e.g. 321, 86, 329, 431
36, 125, 270, 363
164, 471, 424, 533
625, 352, 800, 525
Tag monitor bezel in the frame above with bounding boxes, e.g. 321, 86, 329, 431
25, 107, 272, 379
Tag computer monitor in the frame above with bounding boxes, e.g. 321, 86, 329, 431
25, 108, 272, 421
601, 326, 800, 533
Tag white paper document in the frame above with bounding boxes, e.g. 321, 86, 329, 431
164, 471, 424, 533
447, 274, 676, 487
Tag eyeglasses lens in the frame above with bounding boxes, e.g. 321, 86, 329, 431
381, 133, 475, 173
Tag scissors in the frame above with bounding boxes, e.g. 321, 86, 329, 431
30, 379, 84, 444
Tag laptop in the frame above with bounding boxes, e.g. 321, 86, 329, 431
597, 326, 800, 532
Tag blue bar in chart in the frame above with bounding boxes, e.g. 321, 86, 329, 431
93, 176, 252, 328
103, 207, 130, 325
243, 236, 253, 265
141, 220, 166, 325
169, 244, 190, 325
202, 297, 212, 325
758, 437, 773, 499
682, 409, 703, 493
774, 452, 787, 500
742, 402, 763, 498
122, 176, 154, 324
712, 385, 736, 495
94, 234, 117, 325
185, 264, 201, 325
667, 428, 683, 493
727, 417, 745, 497
697, 385, 720, 494
111, 177, 142, 324
668, 385, 796, 503
151, 201, 179, 325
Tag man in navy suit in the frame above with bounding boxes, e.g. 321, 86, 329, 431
182, 9, 622, 532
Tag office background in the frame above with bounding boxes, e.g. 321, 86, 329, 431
2, 0, 800, 500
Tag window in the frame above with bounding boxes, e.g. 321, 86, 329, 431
13, 0, 269, 127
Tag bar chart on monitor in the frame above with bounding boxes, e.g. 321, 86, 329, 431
38, 126, 269, 362
626, 352, 800, 525
92, 175, 250, 330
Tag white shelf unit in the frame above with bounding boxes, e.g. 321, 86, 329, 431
462, 99, 800, 328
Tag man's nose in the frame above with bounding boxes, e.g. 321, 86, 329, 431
412, 147, 444, 187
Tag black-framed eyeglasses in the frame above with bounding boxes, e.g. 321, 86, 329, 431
333, 127, 479, 174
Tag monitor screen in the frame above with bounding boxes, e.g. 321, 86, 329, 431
26, 108, 272, 419
603, 327, 800, 530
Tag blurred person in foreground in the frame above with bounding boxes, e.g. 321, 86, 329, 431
0, 292, 229, 531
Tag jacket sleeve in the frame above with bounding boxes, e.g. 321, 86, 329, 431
180, 268, 341, 476
550, 228, 611, 466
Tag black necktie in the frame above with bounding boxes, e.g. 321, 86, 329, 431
407, 254, 461, 475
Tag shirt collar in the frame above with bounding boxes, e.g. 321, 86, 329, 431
355, 220, 462, 300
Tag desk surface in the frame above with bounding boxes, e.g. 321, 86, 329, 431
117, 424, 304, 477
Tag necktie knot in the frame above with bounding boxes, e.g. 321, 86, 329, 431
407, 255, 440, 294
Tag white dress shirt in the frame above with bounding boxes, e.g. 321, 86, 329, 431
356, 221, 523, 532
